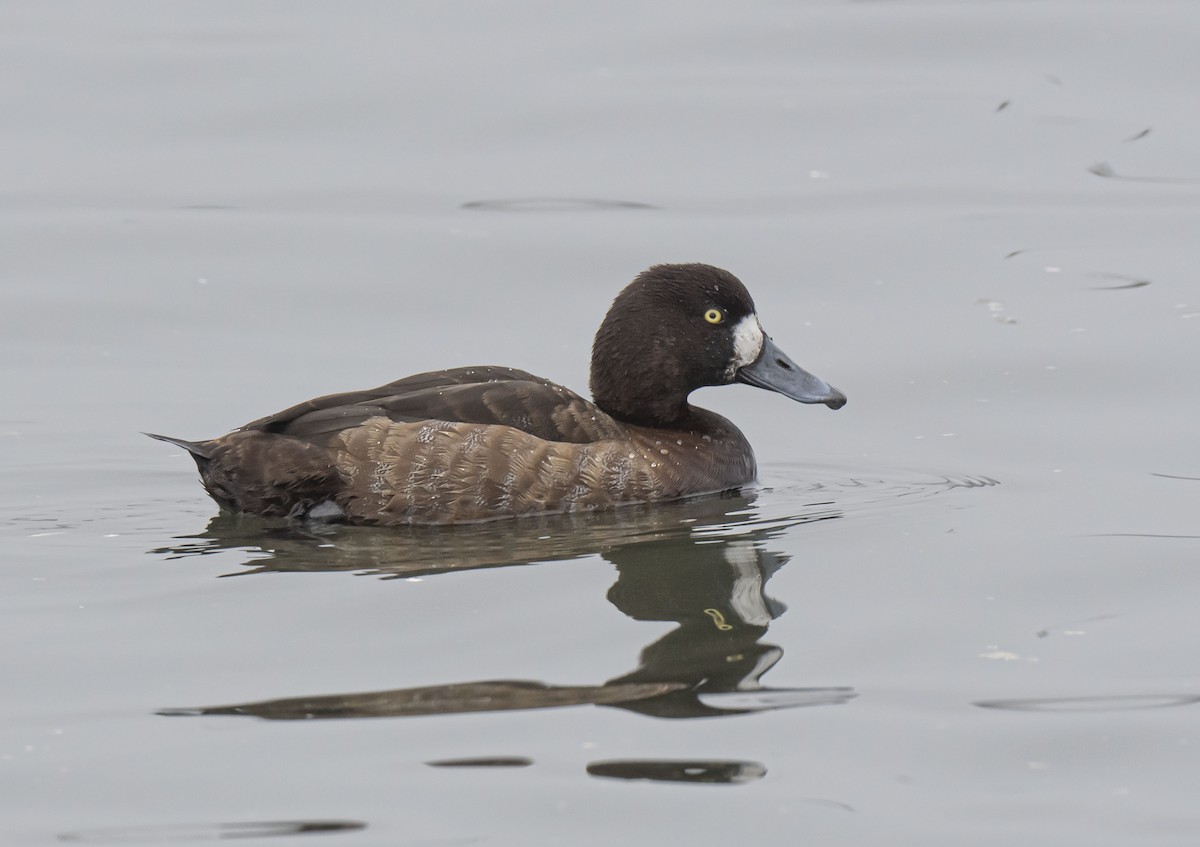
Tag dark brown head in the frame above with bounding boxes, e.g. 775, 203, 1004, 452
589, 263, 846, 426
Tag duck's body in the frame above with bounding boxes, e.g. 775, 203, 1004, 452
150, 264, 845, 525
154, 367, 757, 524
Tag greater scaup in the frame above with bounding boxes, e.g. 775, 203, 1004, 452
149, 263, 845, 524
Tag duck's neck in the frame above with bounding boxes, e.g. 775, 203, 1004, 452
590, 323, 697, 426
592, 380, 692, 427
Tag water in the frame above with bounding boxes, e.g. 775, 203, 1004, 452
3, 2, 1199, 844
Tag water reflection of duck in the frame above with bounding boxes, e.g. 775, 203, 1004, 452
154, 487, 838, 578
148, 263, 844, 525
158, 495, 854, 722
603, 537, 798, 718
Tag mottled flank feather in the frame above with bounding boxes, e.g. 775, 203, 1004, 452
323, 412, 754, 524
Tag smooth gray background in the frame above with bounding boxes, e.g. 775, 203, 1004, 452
3, 2, 1198, 845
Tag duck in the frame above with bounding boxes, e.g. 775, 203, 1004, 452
148, 263, 845, 525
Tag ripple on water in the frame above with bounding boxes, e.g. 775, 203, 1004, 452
722, 461, 999, 535
460, 197, 657, 212
975, 694, 1200, 713
57, 820, 366, 842
586, 759, 766, 785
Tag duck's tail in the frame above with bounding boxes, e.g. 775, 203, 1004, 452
144, 432, 214, 465
146, 429, 344, 518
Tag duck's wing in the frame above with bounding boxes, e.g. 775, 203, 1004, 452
240, 366, 625, 444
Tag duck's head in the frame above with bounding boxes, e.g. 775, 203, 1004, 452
590, 263, 847, 426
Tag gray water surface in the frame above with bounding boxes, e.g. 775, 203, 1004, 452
3, 2, 1199, 845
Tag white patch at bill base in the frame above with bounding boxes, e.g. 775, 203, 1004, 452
730, 313, 765, 371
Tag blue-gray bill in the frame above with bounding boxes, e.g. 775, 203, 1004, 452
736, 337, 847, 409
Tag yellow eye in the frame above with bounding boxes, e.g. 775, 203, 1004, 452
704, 308, 724, 324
